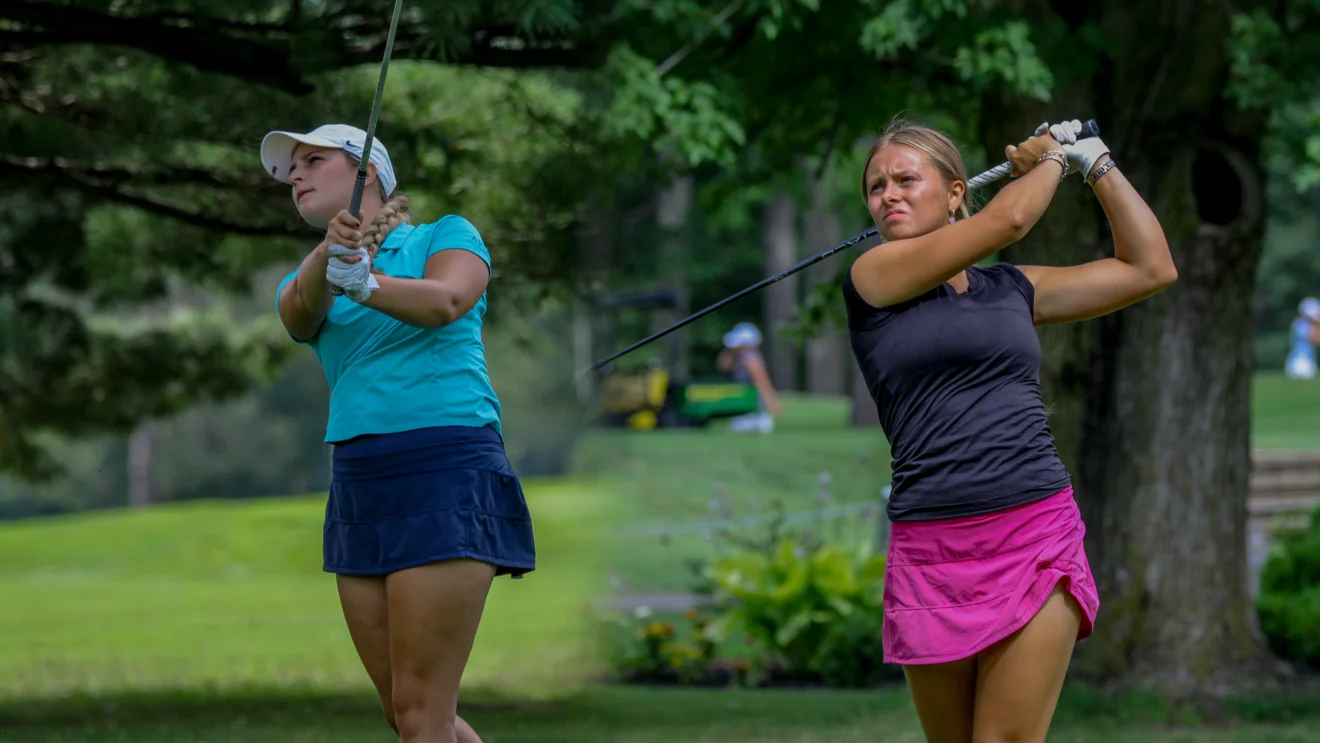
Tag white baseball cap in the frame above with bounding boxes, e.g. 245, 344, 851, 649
260, 123, 397, 197
722, 322, 762, 349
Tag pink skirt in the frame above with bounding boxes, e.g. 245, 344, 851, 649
881, 486, 1100, 665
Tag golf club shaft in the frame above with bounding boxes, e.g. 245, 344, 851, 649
583, 119, 1099, 374
331, 0, 405, 297
584, 227, 879, 375
349, 0, 405, 219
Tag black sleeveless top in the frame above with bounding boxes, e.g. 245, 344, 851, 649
842, 261, 1071, 522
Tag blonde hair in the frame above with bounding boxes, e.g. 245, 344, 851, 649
359, 193, 411, 264
860, 115, 971, 222
343, 151, 412, 264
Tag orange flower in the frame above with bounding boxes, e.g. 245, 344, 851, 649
647, 621, 676, 637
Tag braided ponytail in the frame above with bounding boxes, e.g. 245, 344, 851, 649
341, 150, 412, 267
359, 193, 411, 265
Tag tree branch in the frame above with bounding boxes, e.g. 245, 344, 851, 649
1, 1, 313, 93
655, 0, 750, 78
0, 156, 305, 238
1, 1, 599, 95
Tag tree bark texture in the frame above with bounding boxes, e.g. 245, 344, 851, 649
576, 194, 616, 401
127, 423, 153, 510
804, 172, 847, 396
763, 188, 800, 391
980, 0, 1285, 696
656, 174, 693, 379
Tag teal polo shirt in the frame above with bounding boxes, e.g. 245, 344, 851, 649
276, 215, 503, 443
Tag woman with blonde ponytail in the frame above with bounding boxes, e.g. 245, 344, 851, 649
845, 116, 1174, 742
261, 123, 535, 743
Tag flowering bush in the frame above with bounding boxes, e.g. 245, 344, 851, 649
599, 606, 749, 687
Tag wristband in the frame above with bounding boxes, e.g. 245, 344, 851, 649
1087, 159, 1117, 187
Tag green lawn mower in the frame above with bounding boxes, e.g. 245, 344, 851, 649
590, 288, 761, 430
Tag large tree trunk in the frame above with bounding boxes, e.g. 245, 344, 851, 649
804, 171, 847, 396
655, 174, 693, 379
576, 193, 617, 401
981, 2, 1287, 697
762, 188, 800, 391
126, 422, 153, 509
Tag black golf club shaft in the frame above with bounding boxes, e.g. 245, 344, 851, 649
587, 227, 879, 374
329, 0, 405, 297
583, 119, 1099, 375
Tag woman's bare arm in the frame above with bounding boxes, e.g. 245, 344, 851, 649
851, 143, 1065, 309
744, 355, 782, 417
277, 241, 335, 342
359, 250, 490, 328
1017, 157, 1177, 325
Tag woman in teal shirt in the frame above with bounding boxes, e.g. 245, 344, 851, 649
261, 123, 535, 743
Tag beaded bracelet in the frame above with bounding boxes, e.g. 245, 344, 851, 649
1087, 159, 1117, 187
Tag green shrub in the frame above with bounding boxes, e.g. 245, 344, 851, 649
808, 605, 904, 688
1257, 505, 1320, 667
1257, 588, 1320, 665
702, 535, 898, 687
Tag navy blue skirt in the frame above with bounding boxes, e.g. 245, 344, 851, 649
325, 424, 536, 578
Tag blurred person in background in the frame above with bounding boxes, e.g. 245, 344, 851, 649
1285, 297, 1320, 379
716, 322, 782, 433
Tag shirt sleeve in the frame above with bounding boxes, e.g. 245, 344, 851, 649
997, 263, 1037, 317
275, 269, 314, 345
275, 270, 297, 312
427, 215, 492, 273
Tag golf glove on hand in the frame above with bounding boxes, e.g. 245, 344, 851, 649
1048, 119, 1110, 181
326, 244, 379, 303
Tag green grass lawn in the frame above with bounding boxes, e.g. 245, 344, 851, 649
581, 372, 1320, 592
576, 393, 888, 592
4, 373, 1320, 741
1253, 371, 1320, 449
0, 476, 616, 701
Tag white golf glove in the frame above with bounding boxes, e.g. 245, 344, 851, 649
1047, 119, 1110, 181
326, 244, 379, 303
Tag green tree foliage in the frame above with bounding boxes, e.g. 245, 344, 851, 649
1, 0, 610, 479
1, 0, 1066, 479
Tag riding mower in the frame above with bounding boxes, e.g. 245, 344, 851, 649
590, 288, 761, 430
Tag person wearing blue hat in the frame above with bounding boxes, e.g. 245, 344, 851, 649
1286, 297, 1320, 379
717, 322, 782, 433
262, 123, 535, 743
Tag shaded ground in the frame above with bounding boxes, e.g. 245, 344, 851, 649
6, 684, 1320, 743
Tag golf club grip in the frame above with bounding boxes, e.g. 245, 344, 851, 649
349, 170, 368, 219
328, 172, 369, 298
967, 119, 1101, 189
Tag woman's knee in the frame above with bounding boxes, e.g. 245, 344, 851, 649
378, 692, 399, 733
392, 674, 456, 737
